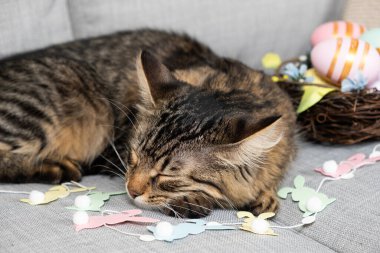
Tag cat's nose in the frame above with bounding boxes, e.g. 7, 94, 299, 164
128, 190, 141, 199
126, 184, 143, 199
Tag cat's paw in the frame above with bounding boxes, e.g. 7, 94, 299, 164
161, 195, 213, 218
34, 159, 82, 184
250, 190, 279, 216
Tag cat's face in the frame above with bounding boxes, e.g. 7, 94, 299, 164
125, 51, 283, 217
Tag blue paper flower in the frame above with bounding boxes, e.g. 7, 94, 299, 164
281, 63, 314, 83
341, 72, 368, 92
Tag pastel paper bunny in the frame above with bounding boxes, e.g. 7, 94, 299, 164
66, 191, 127, 211
147, 219, 235, 242
278, 176, 335, 217
75, 209, 159, 231
20, 185, 95, 205
315, 148, 380, 178
237, 211, 277, 236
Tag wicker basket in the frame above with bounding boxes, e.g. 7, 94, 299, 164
276, 79, 380, 145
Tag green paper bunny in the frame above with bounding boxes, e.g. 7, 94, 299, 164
66, 191, 127, 212
277, 175, 335, 217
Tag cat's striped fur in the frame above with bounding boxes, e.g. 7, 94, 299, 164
0, 30, 296, 217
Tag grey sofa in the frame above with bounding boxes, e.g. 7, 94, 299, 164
1, 1, 379, 252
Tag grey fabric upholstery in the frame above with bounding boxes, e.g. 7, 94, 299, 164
1, 139, 379, 252
0, 0, 73, 59
0, 0, 346, 68
2, 0, 378, 252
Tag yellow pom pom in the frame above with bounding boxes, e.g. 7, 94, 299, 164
262, 53, 282, 69
271, 76, 280, 82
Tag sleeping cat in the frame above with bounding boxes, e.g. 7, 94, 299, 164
0, 29, 296, 218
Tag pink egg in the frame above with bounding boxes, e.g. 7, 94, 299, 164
311, 21, 366, 46
311, 38, 380, 86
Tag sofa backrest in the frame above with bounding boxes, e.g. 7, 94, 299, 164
0, 0, 346, 68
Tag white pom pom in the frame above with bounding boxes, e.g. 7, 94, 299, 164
155, 221, 173, 239
299, 55, 307, 62
29, 190, 45, 204
306, 197, 323, 213
74, 195, 91, 209
322, 160, 338, 174
73, 211, 89, 225
369, 151, 380, 159
251, 219, 270, 234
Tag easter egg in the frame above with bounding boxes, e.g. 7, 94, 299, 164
311, 38, 380, 86
311, 21, 366, 46
360, 28, 380, 54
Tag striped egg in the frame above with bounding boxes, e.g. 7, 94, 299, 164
360, 28, 380, 54
311, 38, 380, 86
311, 21, 366, 46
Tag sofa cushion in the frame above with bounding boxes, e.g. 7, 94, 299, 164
68, 0, 345, 68
0, 0, 73, 59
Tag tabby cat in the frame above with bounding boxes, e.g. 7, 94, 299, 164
0, 29, 296, 218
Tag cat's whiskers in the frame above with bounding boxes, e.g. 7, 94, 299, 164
168, 202, 209, 218
96, 97, 138, 131
181, 199, 212, 212
108, 140, 128, 172
221, 195, 238, 211
160, 203, 185, 220
99, 154, 126, 176
100, 97, 138, 121
92, 164, 125, 179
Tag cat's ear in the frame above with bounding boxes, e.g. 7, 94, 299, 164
136, 50, 179, 106
213, 116, 284, 166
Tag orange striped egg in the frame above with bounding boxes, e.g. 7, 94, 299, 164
311, 21, 366, 46
311, 38, 380, 86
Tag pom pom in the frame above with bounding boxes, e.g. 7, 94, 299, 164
29, 190, 45, 205
369, 151, 380, 158
74, 195, 91, 209
322, 160, 338, 174
306, 197, 323, 213
250, 219, 270, 234
262, 53, 282, 69
155, 221, 174, 239
73, 211, 89, 225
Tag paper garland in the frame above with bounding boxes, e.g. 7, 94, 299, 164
2, 144, 379, 242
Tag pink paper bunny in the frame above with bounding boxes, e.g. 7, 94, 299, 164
315, 147, 380, 178
75, 209, 159, 231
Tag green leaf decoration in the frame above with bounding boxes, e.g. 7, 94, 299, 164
297, 86, 336, 114
277, 187, 294, 199
293, 175, 305, 188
